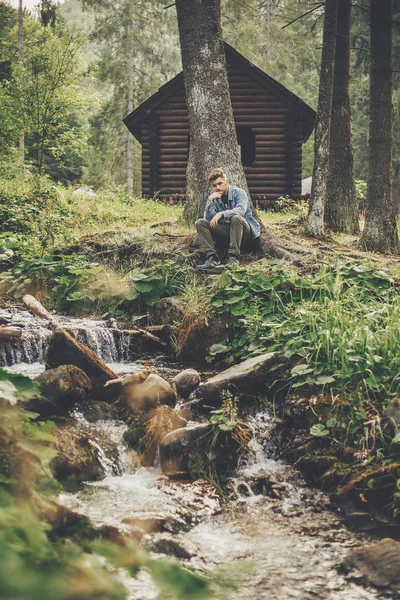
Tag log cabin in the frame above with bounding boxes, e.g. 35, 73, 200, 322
124, 42, 315, 206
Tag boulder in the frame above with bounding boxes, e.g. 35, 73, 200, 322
34, 365, 91, 413
80, 399, 114, 422
160, 422, 250, 479
152, 297, 186, 325
45, 329, 118, 400
50, 424, 106, 491
342, 538, 400, 590
124, 405, 187, 467
25, 395, 63, 419
118, 372, 176, 413
176, 313, 233, 362
160, 424, 213, 477
146, 533, 195, 559
195, 352, 289, 405
172, 368, 201, 399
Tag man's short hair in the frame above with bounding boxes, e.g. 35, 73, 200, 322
208, 168, 227, 182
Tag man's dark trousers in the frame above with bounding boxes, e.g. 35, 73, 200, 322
195, 214, 252, 258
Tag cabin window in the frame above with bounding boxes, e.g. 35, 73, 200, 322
236, 126, 255, 167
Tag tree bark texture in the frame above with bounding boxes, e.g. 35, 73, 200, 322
361, 0, 398, 253
177, 0, 291, 259
176, 0, 248, 218
18, 0, 24, 166
126, 54, 134, 197
305, 0, 338, 237
325, 0, 358, 234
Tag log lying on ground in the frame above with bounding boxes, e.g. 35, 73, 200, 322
0, 326, 23, 338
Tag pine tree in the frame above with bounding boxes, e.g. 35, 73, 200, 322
305, 0, 338, 237
360, 0, 398, 253
325, 0, 358, 234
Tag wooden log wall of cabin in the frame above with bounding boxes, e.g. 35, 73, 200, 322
286, 113, 295, 197
157, 87, 188, 197
228, 66, 292, 201
141, 121, 151, 197
293, 115, 303, 197
149, 112, 159, 197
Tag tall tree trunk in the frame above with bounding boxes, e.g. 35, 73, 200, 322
177, 0, 247, 214
360, 0, 397, 253
18, 0, 24, 167
305, 0, 338, 237
265, 0, 273, 62
325, 0, 358, 234
126, 54, 134, 197
177, 0, 291, 259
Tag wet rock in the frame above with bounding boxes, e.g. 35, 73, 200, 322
123, 420, 146, 450
45, 328, 118, 400
122, 514, 172, 537
43, 499, 96, 542
98, 524, 127, 547
176, 313, 233, 362
196, 352, 289, 405
178, 407, 193, 420
342, 538, 400, 590
172, 368, 201, 399
160, 424, 213, 477
146, 533, 195, 559
80, 399, 114, 422
34, 365, 91, 414
25, 395, 63, 419
112, 371, 176, 415
124, 406, 187, 467
160, 422, 251, 479
152, 297, 186, 325
50, 424, 107, 491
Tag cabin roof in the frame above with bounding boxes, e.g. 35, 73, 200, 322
124, 42, 316, 143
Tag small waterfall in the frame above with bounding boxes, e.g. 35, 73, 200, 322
0, 308, 138, 367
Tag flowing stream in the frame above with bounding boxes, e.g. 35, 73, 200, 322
1, 310, 387, 599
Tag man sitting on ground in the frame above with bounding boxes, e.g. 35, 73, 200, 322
195, 168, 260, 270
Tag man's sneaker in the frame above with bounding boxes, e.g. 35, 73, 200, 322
227, 255, 239, 266
197, 254, 221, 270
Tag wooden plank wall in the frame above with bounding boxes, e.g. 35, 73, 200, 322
157, 88, 188, 197
141, 64, 303, 204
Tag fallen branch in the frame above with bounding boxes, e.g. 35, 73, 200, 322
0, 326, 23, 339
119, 327, 167, 347
22, 294, 59, 330
153, 232, 187, 238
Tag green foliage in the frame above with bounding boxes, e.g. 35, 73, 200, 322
210, 391, 239, 433
0, 10, 90, 179
0, 173, 75, 250
0, 246, 185, 316
209, 260, 400, 400
123, 261, 184, 308
355, 179, 367, 212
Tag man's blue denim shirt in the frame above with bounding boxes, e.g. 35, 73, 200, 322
203, 185, 261, 239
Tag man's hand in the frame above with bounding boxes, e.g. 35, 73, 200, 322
208, 191, 222, 202
210, 212, 223, 228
